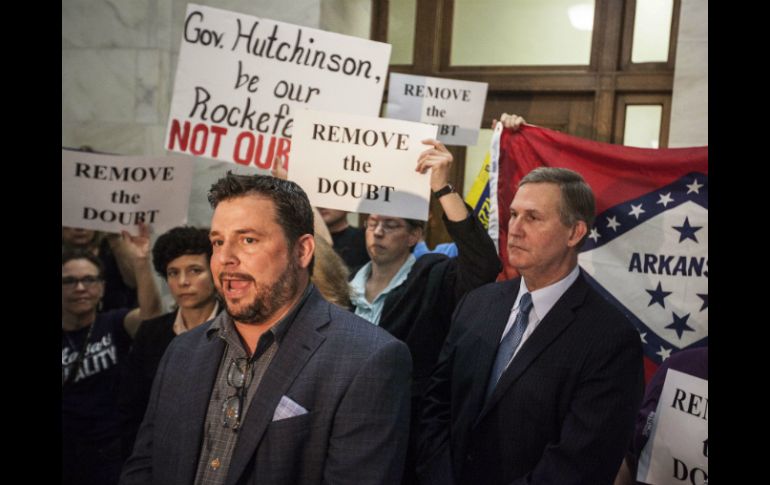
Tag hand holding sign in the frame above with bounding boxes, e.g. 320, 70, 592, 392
120, 222, 152, 263
416, 139, 470, 222
416, 139, 453, 191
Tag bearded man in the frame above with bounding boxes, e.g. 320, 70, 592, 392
121, 173, 412, 485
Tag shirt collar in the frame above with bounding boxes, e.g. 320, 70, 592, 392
518, 265, 580, 321
350, 254, 416, 306
173, 300, 220, 336
206, 283, 314, 345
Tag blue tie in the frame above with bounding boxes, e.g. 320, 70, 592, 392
485, 292, 533, 400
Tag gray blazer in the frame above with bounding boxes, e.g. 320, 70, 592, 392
120, 287, 412, 485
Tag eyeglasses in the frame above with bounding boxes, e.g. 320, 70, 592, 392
222, 358, 252, 430
62, 276, 102, 288
365, 218, 406, 233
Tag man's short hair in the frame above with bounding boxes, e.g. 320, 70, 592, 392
62, 248, 104, 278
152, 226, 212, 279
519, 167, 595, 246
403, 218, 425, 252
403, 218, 426, 233
208, 172, 315, 274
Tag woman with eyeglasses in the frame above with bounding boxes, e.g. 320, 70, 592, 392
118, 226, 222, 460
62, 223, 162, 485
62, 226, 140, 312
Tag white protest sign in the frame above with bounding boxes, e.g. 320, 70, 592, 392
385, 73, 488, 146
637, 369, 708, 485
289, 109, 438, 220
165, 4, 391, 169
62, 150, 194, 235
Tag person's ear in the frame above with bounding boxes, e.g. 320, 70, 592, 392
567, 221, 588, 248
295, 234, 315, 269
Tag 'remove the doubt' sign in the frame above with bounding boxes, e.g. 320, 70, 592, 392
62, 149, 194, 235
385, 73, 488, 146
289, 109, 437, 221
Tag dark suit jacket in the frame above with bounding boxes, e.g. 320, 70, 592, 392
120, 287, 412, 485
418, 271, 644, 485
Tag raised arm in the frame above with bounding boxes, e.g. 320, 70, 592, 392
416, 139, 501, 294
120, 223, 163, 336
416, 139, 469, 222
105, 233, 138, 288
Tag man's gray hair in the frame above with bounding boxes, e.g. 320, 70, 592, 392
519, 167, 595, 245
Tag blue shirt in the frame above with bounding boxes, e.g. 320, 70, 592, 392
350, 254, 417, 326
412, 241, 458, 259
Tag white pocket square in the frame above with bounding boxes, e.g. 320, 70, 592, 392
272, 395, 309, 421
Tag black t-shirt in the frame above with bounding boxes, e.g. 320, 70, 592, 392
62, 309, 131, 442
331, 226, 370, 271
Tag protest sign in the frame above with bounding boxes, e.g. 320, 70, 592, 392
637, 369, 708, 485
385, 73, 488, 146
289, 109, 437, 220
62, 150, 194, 235
165, 4, 391, 169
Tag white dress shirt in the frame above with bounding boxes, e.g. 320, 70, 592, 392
499, 265, 581, 367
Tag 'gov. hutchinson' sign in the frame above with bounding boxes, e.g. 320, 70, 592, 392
165, 4, 391, 170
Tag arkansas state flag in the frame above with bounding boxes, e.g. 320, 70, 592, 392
487, 123, 708, 381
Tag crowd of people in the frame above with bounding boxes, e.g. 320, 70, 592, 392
62, 114, 706, 485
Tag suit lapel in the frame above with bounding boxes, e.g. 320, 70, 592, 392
177, 324, 226, 485
465, 280, 520, 423
225, 289, 330, 485
476, 274, 590, 423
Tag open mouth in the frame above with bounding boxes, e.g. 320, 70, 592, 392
220, 274, 253, 298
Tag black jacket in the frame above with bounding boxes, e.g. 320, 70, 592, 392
357, 213, 502, 399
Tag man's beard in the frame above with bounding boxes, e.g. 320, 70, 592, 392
223, 257, 300, 325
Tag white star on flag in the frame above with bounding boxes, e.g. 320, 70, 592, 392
606, 216, 620, 232
686, 179, 704, 194
639, 332, 647, 344
588, 228, 601, 243
628, 203, 646, 219
657, 192, 674, 207
656, 346, 672, 361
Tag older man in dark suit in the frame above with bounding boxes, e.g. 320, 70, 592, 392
418, 115, 644, 485
120, 173, 412, 485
